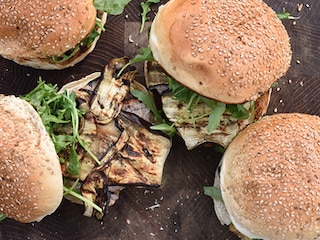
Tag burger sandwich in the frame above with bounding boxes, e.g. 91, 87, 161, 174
211, 113, 320, 239
0, 95, 63, 223
147, 0, 292, 149
0, 0, 131, 70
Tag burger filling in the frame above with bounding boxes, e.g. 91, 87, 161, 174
51, 11, 106, 64
145, 61, 257, 150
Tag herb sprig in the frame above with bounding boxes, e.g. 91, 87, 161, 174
52, 18, 106, 64
140, 0, 160, 33
276, 8, 300, 20
204, 186, 223, 202
166, 78, 251, 135
117, 47, 154, 77
0, 213, 6, 222
63, 179, 102, 213
94, 0, 132, 15
21, 79, 99, 176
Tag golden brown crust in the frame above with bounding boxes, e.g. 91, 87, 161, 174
220, 113, 320, 239
0, 0, 96, 61
149, 0, 292, 104
0, 95, 63, 223
9, 13, 108, 70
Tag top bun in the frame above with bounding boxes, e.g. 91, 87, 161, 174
0, 95, 63, 223
149, 0, 292, 104
220, 113, 320, 239
0, 0, 97, 69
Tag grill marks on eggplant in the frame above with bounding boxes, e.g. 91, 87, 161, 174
60, 58, 171, 219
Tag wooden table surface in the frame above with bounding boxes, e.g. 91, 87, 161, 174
1, 0, 319, 239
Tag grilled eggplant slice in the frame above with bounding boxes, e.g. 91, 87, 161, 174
60, 58, 171, 219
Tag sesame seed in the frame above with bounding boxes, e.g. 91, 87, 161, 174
0, 0, 97, 59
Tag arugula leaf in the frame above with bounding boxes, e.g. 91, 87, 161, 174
129, 47, 154, 63
276, 8, 300, 20
94, 0, 131, 15
130, 86, 177, 137
117, 47, 154, 77
51, 45, 81, 64
208, 102, 226, 134
63, 180, 102, 213
226, 104, 249, 120
150, 122, 176, 137
68, 144, 81, 176
130, 88, 163, 122
203, 186, 223, 201
21, 79, 99, 176
52, 19, 105, 64
168, 77, 199, 104
140, 0, 160, 33
167, 78, 251, 134
0, 213, 6, 222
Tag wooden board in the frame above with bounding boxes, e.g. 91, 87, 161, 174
0, 0, 319, 239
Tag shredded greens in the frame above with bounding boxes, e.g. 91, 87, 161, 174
0, 213, 6, 222
117, 47, 154, 77
63, 180, 102, 213
94, 0, 131, 15
165, 78, 251, 135
276, 8, 300, 20
130, 87, 176, 137
21, 79, 102, 214
21, 79, 99, 176
204, 186, 223, 202
51, 18, 106, 64
140, 0, 160, 33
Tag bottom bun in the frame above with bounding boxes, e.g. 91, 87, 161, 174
0, 95, 63, 223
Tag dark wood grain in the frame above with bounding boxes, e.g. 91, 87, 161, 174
1, 0, 319, 239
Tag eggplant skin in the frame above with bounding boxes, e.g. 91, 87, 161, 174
61, 58, 171, 219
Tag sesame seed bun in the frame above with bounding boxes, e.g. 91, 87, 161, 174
149, 0, 292, 104
219, 113, 320, 239
0, 0, 103, 70
0, 95, 63, 223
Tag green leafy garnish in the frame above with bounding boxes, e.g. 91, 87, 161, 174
276, 8, 300, 20
117, 47, 154, 77
167, 76, 197, 103
130, 87, 176, 137
226, 104, 249, 120
167, 78, 251, 134
94, 0, 131, 15
204, 186, 223, 201
51, 18, 105, 64
51, 45, 81, 64
140, 0, 160, 33
130, 88, 162, 122
21, 79, 99, 176
208, 102, 226, 134
63, 180, 102, 213
0, 213, 6, 222
83, 19, 106, 48
150, 122, 176, 137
